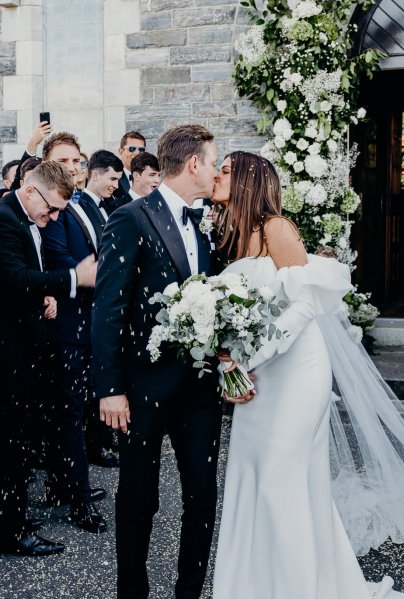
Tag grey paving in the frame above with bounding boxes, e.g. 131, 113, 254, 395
1, 415, 404, 598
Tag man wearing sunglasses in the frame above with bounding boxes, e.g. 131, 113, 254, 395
112, 130, 146, 211
0, 161, 97, 557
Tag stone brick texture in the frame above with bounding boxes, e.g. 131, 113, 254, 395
0, 9, 17, 162
128, 0, 262, 157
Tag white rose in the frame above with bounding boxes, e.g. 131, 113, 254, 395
190, 302, 216, 328
274, 136, 286, 149
306, 183, 327, 205
290, 72, 303, 86
284, 151, 297, 165
226, 286, 249, 300
163, 282, 180, 298
305, 125, 318, 139
357, 107, 366, 119
182, 280, 212, 301
320, 100, 332, 112
259, 286, 275, 301
292, 0, 322, 19
280, 79, 293, 92
276, 100, 287, 112
296, 138, 309, 151
304, 155, 328, 178
220, 272, 244, 289
308, 142, 321, 155
327, 139, 338, 154
273, 118, 293, 140
293, 161, 304, 173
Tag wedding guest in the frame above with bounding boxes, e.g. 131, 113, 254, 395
76, 152, 89, 192
10, 121, 52, 192
129, 151, 160, 200
40, 132, 107, 533
0, 161, 96, 556
2, 159, 20, 189
109, 130, 147, 211
19, 156, 42, 186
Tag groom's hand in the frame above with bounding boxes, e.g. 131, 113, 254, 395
100, 394, 131, 433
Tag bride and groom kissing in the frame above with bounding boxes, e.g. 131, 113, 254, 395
92, 124, 404, 599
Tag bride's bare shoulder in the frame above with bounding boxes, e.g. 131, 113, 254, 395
264, 216, 307, 268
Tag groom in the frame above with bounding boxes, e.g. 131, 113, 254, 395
92, 125, 222, 599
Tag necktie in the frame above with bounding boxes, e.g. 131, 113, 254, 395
71, 189, 82, 203
182, 206, 204, 227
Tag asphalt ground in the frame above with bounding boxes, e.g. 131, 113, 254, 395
1, 416, 404, 599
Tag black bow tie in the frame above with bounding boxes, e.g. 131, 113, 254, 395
99, 199, 107, 211
182, 206, 204, 227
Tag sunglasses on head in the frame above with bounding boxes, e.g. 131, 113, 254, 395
124, 145, 145, 153
33, 186, 63, 214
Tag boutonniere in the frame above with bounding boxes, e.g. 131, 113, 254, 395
199, 205, 214, 235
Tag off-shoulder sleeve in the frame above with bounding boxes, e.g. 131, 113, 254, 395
248, 255, 352, 370
275, 254, 352, 314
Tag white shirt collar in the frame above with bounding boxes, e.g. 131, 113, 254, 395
129, 188, 142, 201
158, 182, 189, 221
83, 187, 102, 207
15, 190, 32, 222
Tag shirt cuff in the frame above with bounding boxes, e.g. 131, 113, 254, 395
69, 268, 77, 298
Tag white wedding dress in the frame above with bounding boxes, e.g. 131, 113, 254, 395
213, 255, 404, 599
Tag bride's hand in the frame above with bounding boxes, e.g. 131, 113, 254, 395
224, 386, 256, 404
216, 351, 239, 372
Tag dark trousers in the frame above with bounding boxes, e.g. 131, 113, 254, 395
116, 399, 222, 599
0, 390, 34, 542
46, 342, 91, 504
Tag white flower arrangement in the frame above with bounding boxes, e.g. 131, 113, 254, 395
292, 0, 322, 19
147, 273, 288, 395
235, 26, 266, 66
304, 155, 328, 178
199, 205, 214, 235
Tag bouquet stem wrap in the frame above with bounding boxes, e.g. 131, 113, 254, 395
219, 362, 255, 398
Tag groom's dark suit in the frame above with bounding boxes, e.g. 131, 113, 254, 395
0, 191, 71, 542
92, 188, 222, 599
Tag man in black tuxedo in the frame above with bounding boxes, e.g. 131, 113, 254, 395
40, 136, 114, 532
0, 161, 97, 556
92, 125, 222, 599
128, 152, 160, 201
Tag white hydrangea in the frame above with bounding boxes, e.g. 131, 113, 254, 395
273, 118, 293, 140
276, 99, 287, 112
304, 154, 328, 178
163, 282, 180, 298
294, 180, 313, 195
287, 0, 299, 9
259, 286, 275, 301
296, 138, 309, 151
357, 107, 367, 119
347, 324, 363, 344
284, 151, 298, 165
293, 161, 304, 173
306, 183, 327, 206
308, 142, 321, 155
236, 26, 266, 66
292, 1, 322, 19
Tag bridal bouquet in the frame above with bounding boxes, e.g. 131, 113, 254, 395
147, 273, 287, 397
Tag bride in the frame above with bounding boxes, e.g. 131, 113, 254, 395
211, 151, 404, 599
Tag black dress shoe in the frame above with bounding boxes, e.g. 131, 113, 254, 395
69, 502, 107, 533
46, 486, 106, 506
88, 447, 119, 468
26, 517, 44, 531
0, 532, 64, 556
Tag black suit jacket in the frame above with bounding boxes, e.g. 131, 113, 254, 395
0, 192, 71, 392
92, 189, 219, 405
105, 173, 132, 215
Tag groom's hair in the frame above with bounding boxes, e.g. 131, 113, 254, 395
157, 124, 214, 177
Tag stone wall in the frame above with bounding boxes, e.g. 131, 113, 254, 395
0, 0, 263, 164
127, 0, 262, 158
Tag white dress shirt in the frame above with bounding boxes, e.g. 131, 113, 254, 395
159, 182, 199, 275
69, 188, 108, 251
129, 188, 142, 201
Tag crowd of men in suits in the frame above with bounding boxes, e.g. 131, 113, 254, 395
0, 124, 161, 556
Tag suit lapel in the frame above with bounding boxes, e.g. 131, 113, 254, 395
120, 174, 130, 194
6, 192, 42, 270
141, 189, 192, 282
66, 202, 97, 254
195, 226, 211, 275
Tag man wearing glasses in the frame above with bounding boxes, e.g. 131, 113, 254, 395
113, 130, 146, 210
0, 161, 97, 556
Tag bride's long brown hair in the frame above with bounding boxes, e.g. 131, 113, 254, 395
216, 151, 282, 260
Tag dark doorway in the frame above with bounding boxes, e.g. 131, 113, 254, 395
351, 0, 404, 316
